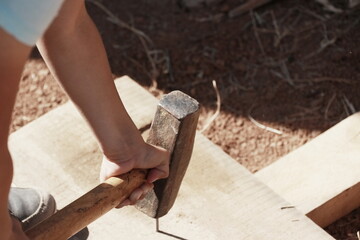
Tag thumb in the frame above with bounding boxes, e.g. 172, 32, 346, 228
147, 166, 169, 183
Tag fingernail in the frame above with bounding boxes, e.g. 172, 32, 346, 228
134, 191, 142, 201
143, 184, 153, 193
150, 177, 159, 183
118, 199, 130, 208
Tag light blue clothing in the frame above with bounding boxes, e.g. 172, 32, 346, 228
0, 0, 64, 46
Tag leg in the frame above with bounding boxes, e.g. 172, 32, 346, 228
0, 27, 31, 240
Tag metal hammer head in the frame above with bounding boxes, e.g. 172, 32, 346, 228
136, 90, 200, 218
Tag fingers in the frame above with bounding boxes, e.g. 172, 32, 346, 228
147, 167, 169, 183
116, 183, 154, 208
128, 183, 153, 204
136, 144, 170, 183
100, 143, 170, 183
147, 145, 169, 183
117, 199, 131, 208
100, 142, 170, 210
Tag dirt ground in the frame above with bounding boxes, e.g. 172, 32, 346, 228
11, 0, 359, 239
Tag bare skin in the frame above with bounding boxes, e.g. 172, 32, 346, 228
0, 28, 31, 240
37, 0, 169, 205
0, 0, 169, 239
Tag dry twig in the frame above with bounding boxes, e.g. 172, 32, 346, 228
250, 11, 266, 56
285, 105, 322, 123
304, 24, 337, 59
248, 105, 283, 135
127, 57, 153, 81
87, 0, 153, 44
342, 95, 356, 115
133, 29, 158, 88
269, 59, 294, 87
294, 77, 354, 84
87, 0, 159, 87
324, 93, 336, 119
315, 0, 343, 13
270, 11, 290, 47
220, 72, 251, 99
299, 6, 327, 21
311, 77, 353, 84
304, 36, 337, 59
229, 0, 273, 18
342, 98, 350, 117
280, 61, 294, 86
200, 80, 221, 133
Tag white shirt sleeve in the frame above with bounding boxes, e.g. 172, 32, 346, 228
0, 0, 65, 46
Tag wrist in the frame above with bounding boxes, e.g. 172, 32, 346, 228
99, 142, 148, 181
100, 128, 147, 165
92, 106, 145, 159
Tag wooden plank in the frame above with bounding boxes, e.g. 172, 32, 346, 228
9, 76, 333, 239
256, 113, 360, 227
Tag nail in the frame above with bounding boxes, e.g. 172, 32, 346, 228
134, 191, 142, 201
142, 184, 153, 194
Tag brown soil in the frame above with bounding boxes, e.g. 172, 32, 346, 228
12, 0, 359, 239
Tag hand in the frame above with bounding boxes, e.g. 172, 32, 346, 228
100, 142, 170, 207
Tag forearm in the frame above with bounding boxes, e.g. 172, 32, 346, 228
37, 2, 144, 156
37, 1, 169, 185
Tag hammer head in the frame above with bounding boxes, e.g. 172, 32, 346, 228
135, 91, 199, 218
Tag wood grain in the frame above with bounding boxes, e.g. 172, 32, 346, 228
256, 112, 360, 227
9, 76, 334, 239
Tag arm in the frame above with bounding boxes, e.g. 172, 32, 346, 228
37, 1, 169, 202
0, 28, 31, 240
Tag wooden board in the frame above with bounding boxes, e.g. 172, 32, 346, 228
256, 113, 360, 227
9, 76, 333, 239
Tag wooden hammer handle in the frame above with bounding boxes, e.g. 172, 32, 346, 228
25, 169, 147, 240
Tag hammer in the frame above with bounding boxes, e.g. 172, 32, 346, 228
25, 91, 199, 240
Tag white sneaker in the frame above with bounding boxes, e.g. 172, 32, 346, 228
8, 187, 56, 231
8, 187, 89, 239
